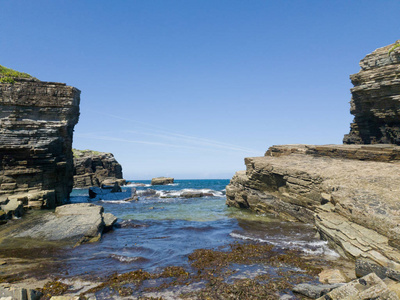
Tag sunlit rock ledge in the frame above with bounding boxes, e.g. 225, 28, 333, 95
226, 144, 400, 278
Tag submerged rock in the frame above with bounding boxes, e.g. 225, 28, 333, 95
181, 191, 203, 198
151, 177, 174, 185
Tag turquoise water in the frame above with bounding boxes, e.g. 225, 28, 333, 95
53, 179, 337, 278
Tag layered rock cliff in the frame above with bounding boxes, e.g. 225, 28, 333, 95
344, 41, 400, 145
73, 149, 124, 188
0, 66, 80, 219
227, 41, 400, 280
227, 145, 400, 278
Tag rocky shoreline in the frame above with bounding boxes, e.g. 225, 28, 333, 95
225, 41, 400, 298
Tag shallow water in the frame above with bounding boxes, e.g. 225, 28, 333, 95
0, 179, 339, 280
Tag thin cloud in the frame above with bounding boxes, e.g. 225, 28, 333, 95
88, 111, 261, 155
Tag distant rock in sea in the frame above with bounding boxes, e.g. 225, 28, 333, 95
151, 177, 174, 185
73, 149, 125, 188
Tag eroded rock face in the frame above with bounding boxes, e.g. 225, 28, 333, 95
0, 77, 80, 214
226, 144, 400, 275
344, 41, 400, 145
73, 149, 123, 188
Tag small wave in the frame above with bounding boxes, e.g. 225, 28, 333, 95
230, 232, 269, 243
116, 220, 149, 228
156, 188, 225, 199
230, 232, 339, 257
100, 200, 130, 204
125, 183, 151, 187
110, 254, 148, 263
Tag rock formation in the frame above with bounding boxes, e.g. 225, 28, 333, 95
73, 149, 124, 188
0, 67, 80, 220
227, 144, 400, 280
0, 203, 117, 247
227, 42, 400, 278
344, 41, 400, 145
151, 177, 174, 185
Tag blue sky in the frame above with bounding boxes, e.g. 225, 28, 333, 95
1, 1, 399, 179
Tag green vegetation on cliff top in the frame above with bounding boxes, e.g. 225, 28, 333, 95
0, 65, 36, 84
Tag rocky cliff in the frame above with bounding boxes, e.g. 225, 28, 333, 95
73, 149, 124, 188
0, 66, 80, 219
344, 41, 400, 145
227, 144, 400, 279
227, 41, 400, 281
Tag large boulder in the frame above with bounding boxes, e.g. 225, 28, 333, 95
151, 177, 174, 185
2, 203, 116, 246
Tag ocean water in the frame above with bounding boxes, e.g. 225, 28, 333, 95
58, 179, 338, 278
0, 179, 339, 281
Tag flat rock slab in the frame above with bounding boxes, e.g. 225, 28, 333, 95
0, 203, 113, 247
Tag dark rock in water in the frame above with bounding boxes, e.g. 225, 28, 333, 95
181, 191, 203, 198
151, 177, 174, 185
344, 41, 400, 145
73, 149, 125, 188
124, 187, 138, 201
101, 182, 122, 193
202, 193, 214, 197
292, 283, 343, 298
0, 73, 80, 219
88, 187, 97, 199
140, 188, 157, 197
